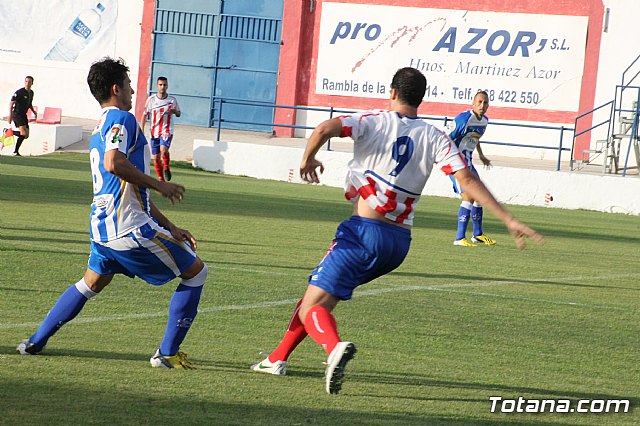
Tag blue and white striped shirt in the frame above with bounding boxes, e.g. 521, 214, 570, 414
89, 107, 152, 242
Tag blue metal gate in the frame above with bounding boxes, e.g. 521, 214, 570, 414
151, 0, 283, 132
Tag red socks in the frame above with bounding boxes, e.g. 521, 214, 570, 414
268, 300, 308, 362
154, 160, 164, 180
268, 303, 342, 361
162, 152, 171, 170
304, 305, 340, 355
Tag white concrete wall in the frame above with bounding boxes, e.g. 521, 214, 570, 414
0, 121, 82, 156
193, 139, 640, 215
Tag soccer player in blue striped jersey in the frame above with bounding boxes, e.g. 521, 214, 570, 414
17, 58, 208, 369
449, 91, 496, 246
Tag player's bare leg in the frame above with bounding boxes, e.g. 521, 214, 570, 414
13, 124, 29, 155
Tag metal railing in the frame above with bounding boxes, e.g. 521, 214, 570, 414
211, 97, 574, 171
572, 85, 640, 175
571, 53, 640, 176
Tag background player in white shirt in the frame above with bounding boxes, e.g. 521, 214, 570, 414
17, 58, 208, 369
141, 76, 181, 182
449, 91, 495, 246
250, 68, 543, 394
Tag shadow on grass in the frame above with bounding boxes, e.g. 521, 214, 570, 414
5, 348, 634, 425
390, 271, 640, 291
8, 344, 636, 409
0, 234, 88, 246
0, 285, 61, 294
0, 225, 87, 237
1, 349, 597, 426
348, 371, 639, 404
0, 245, 88, 257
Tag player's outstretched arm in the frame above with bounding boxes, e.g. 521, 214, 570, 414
300, 118, 342, 183
453, 167, 544, 249
476, 142, 491, 167
104, 149, 185, 204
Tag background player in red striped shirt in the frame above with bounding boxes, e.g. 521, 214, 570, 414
141, 76, 181, 181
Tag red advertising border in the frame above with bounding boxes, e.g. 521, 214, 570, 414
135, 0, 155, 121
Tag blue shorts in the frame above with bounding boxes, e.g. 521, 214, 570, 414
309, 216, 412, 300
450, 164, 478, 194
150, 135, 173, 155
88, 221, 197, 285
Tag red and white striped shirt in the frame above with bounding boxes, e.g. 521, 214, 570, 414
340, 110, 467, 226
143, 94, 180, 139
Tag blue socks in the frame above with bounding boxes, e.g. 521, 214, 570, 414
456, 201, 473, 240
471, 202, 483, 236
159, 284, 203, 356
27, 264, 208, 356
30, 280, 96, 351
160, 265, 207, 356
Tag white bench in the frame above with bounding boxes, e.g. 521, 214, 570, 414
1, 121, 82, 156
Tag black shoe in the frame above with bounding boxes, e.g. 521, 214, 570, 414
17, 340, 41, 355
13, 152, 21, 156
164, 168, 172, 181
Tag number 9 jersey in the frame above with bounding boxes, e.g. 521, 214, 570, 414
89, 107, 152, 242
339, 111, 468, 226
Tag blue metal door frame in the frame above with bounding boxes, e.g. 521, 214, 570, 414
150, 0, 282, 132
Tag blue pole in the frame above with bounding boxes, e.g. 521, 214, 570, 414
216, 97, 223, 143
557, 126, 565, 171
621, 90, 640, 176
327, 106, 334, 151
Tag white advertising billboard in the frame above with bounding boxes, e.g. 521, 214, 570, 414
0, 0, 118, 67
316, 2, 588, 112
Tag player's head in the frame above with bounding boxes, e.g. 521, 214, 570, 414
472, 90, 489, 118
390, 67, 426, 108
24, 76, 34, 90
87, 57, 134, 110
157, 77, 168, 95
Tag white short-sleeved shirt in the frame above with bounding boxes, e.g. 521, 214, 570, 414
448, 110, 489, 165
340, 110, 468, 226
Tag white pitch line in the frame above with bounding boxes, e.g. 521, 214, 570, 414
428, 288, 634, 311
2, 273, 637, 330
0, 282, 508, 330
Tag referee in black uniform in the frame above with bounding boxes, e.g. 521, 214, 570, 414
8, 76, 37, 156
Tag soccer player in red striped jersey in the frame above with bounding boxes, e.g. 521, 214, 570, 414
250, 67, 544, 394
141, 77, 181, 182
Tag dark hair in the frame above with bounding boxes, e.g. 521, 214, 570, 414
25, 76, 34, 83
87, 57, 130, 103
475, 90, 489, 100
390, 67, 426, 108
157, 76, 168, 82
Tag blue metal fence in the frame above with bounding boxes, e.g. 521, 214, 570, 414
211, 97, 574, 171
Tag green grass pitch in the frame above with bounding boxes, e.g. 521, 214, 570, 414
0, 153, 638, 425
